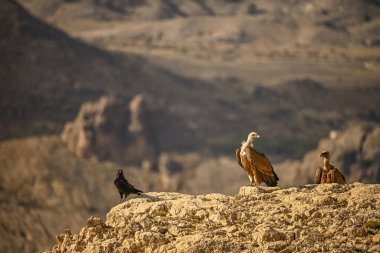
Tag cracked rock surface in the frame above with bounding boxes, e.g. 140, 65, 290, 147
47, 183, 380, 253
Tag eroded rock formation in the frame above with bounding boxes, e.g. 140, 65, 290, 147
61, 95, 156, 166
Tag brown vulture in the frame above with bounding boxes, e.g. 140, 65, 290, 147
236, 132, 279, 186
315, 151, 346, 184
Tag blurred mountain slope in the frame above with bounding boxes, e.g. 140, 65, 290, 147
0, 135, 161, 253
0, 0, 230, 153
276, 122, 380, 187
14, 0, 380, 159
0, 0, 132, 139
17, 0, 380, 51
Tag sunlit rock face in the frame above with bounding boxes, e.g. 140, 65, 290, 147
47, 183, 380, 253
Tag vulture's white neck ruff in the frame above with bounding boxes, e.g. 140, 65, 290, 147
240, 132, 259, 156
240, 138, 253, 156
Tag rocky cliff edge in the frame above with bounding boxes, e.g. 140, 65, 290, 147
47, 183, 380, 253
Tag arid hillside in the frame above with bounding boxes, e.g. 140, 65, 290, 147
0, 0, 233, 155
46, 183, 380, 253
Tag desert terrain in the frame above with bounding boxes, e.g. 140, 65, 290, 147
0, 0, 380, 252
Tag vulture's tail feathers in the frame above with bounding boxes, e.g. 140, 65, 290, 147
273, 170, 280, 181
265, 173, 279, 187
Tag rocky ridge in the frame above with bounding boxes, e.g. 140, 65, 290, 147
48, 183, 380, 252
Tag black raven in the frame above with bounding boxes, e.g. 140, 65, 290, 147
114, 169, 143, 202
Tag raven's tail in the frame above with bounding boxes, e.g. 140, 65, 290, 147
134, 189, 143, 195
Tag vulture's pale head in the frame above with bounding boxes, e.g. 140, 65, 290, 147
247, 132, 260, 141
320, 151, 330, 160
240, 131, 260, 150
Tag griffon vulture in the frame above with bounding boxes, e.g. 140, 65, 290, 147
315, 151, 345, 184
236, 132, 279, 186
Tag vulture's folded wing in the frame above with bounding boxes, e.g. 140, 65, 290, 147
247, 148, 275, 177
326, 171, 333, 183
322, 171, 330, 183
236, 148, 243, 168
315, 166, 323, 184
331, 168, 346, 184
339, 171, 346, 184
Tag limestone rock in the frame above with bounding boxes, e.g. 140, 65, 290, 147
372, 234, 380, 244
86, 217, 103, 228
239, 186, 281, 196
46, 183, 380, 253
253, 226, 287, 244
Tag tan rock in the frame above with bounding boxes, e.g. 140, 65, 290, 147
86, 216, 102, 228
372, 234, 380, 244
239, 186, 281, 196
344, 227, 367, 237
226, 225, 238, 234
253, 226, 287, 244
45, 184, 380, 253
369, 244, 380, 253
168, 226, 180, 236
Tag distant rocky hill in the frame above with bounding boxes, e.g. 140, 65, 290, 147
247, 80, 380, 158
4, 0, 380, 161
0, 0, 222, 154
17, 0, 380, 54
46, 183, 380, 252
0, 0, 131, 139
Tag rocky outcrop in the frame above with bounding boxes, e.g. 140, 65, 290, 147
61, 95, 156, 166
47, 183, 380, 253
